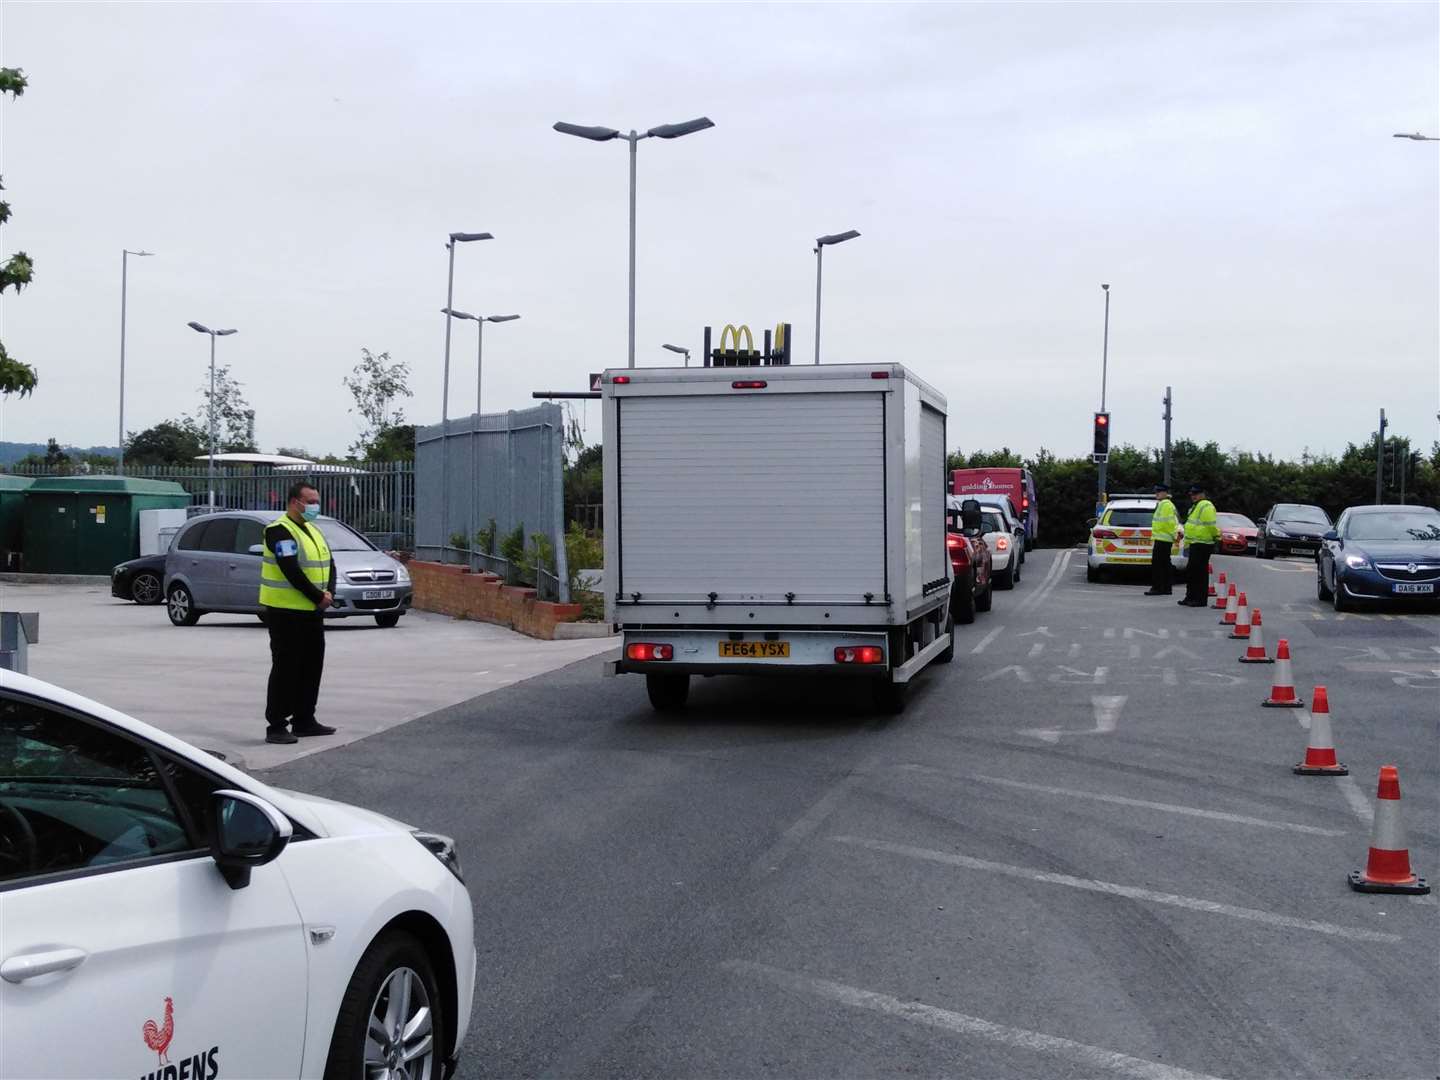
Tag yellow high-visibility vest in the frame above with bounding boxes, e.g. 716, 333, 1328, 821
259, 515, 332, 611
1184, 499, 1220, 546
1151, 498, 1179, 543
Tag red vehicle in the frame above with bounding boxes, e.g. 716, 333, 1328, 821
951, 467, 1038, 549
946, 497, 994, 624
1218, 512, 1259, 556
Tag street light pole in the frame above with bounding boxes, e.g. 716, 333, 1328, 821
186, 322, 238, 508
1162, 385, 1173, 488
1097, 284, 1111, 512
662, 343, 690, 366
554, 117, 714, 369
118, 249, 153, 474
813, 230, 860, 364
1375, 408, 1387, 505
439, 232, 493, 560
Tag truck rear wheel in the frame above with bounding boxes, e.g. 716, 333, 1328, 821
872, 679, 908, 715
646, 673, 690, 712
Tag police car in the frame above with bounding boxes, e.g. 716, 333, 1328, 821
0, 673, 475, 1080
1086, 497, 1189, 582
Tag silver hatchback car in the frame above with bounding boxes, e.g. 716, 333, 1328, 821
163, 511, 413, 627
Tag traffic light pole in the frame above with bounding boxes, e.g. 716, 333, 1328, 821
1096, 285, 1110, 517
1162, 385, 1173, 488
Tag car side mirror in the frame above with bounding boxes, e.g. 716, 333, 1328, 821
247, 544, 264, 555
1322, 530, 1339, 542
1256, 518, 1266, 527
209, 790, 292, 890
1087, 517, 1098, 528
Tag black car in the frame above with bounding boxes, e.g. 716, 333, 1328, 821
1317, 505, 1440, 611
1256, 503, 1333, 559
111, 552, 167, 605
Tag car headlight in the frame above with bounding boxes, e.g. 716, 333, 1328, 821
413, 831, 463, 882
1344, 554, 1371, 570
1268, 527, 1289, 538
396, 564, 411, 584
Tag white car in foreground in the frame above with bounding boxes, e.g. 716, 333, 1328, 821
0, 673, 474, 1080
979, 507, 1021, 589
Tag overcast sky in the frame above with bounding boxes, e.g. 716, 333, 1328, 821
2, 2, 1437, 463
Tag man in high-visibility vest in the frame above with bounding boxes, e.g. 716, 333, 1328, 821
1144, 482, 1178, 596
260, 481, 337, 744
1178, 482, 1219, 607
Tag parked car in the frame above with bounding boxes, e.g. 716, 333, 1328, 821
0, 672, 475, 1080
979, 507, 1021, 589
1256, 503, 1333, 559
945, 497, 994, 623
1316, 504, 1440, 611
111, 553, 168, 605
1217, 512, 1259, 556
1086, 498, 1189, 582
951, 467, 1039, 549
971, 494, 1027, 565
164, 511, 413, 628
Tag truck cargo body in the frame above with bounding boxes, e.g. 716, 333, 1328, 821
602, 364, 952, 709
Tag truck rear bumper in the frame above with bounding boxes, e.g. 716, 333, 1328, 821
607, 628, 893, 679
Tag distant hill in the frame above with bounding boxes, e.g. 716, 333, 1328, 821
0, 441, 122, 466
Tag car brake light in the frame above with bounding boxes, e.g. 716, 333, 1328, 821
946, 534, 962, 548
626, 642, 673, 662
732, 380, 767, 389
835, 645, 885, 665
1093, 528, 1118, 539
1022, 497, 1029, 509
996, 536, 1009, 551
612, 375, 630, 384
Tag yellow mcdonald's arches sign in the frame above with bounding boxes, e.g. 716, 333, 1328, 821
718, 324, 754, 353
773, 323, 786, 352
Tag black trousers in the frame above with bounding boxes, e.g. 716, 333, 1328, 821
1184, 543, 1215, 604
1150, 539, 1173, 593
265, 609, 326, 730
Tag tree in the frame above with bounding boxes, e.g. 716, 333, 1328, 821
185, 364, 256, 453
343, 348, 412, 459
125, 420, 206, 466
367, 423, 415, 462
0, 67, 36, 399
16, 437, 70, 471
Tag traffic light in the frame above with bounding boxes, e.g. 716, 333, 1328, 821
1092, 412, 1111, 460
1409, 450, 1423, 477
1383, 441, 1397, 481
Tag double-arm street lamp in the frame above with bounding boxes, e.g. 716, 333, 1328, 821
553, 117, 715, 368
442, 308, 520, 568
186, 321, 238, 507
813, 230, 860, 364
118, 249, 154, 474
439, 232, 493, 556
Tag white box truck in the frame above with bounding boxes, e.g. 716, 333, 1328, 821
602, 362, 953, 713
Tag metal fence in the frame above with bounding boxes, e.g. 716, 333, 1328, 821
4, 462, 415, 550
414, 402, 570, 601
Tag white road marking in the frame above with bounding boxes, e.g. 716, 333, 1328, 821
1336, 774, 1374, 826
722, 960, 1228, 1080
969, 626, 1004, 654
957, 772, 1346, 837
1017, 549, 1073, 613
834, 836, 1401, 943
1027, 642, 1046, 658
1021, 693, 1124, 742
750, 764, 873, 877
980, 665, 1033, 683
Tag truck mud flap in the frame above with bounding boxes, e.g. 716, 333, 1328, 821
891, 630, 951, 684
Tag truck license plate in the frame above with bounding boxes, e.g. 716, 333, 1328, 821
363, 590, 396, 600
1393, 583, 1434, 594
719, 641, 790, 658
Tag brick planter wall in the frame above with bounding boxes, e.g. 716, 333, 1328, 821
408, 561, 584, 640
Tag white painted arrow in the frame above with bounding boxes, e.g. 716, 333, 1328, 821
1020, 694, 1126, 743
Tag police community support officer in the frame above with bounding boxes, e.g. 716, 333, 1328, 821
260, 481, 338, 744
1178, 482, 1219, 607
1145, 482, 1178, 596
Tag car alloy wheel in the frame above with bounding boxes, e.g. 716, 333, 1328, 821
131, 572, 162, 605
166, 584, 200, 626
364, 966, 436, 1080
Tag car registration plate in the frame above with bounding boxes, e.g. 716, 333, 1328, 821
363, 589, 396, 600
719, 641, 790, 658
1393, 583, 1434, 595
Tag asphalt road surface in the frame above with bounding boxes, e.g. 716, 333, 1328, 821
264, 549, 1439, 1079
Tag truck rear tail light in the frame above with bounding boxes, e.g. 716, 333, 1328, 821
612, 375, 631, 384
1092, 528, 1118, 540
731, 380, 767, 390
996, 536, 1010, 551
835, 645, 884, 665
871, 371, 890, 380
626, 643, 673, 661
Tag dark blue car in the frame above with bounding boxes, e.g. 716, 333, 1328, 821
1317, 505, 1440, 611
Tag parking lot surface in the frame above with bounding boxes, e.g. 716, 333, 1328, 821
14, 582, 617, 768
259, 549, 1439, 1079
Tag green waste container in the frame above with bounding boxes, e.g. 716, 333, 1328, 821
0, 475, 33, 569
22, 476, 190, 574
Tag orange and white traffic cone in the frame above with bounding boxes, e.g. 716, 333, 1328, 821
1293, 687, 1347, 775
1220, 583, 1239, 625
1239, 608, 1273, 663
1349, 766, 1430, 894
1261, 639, 1304, 707
1208, 563, 1218, 598
1229, 593, 1252, 639
1212, 572, 1228, 608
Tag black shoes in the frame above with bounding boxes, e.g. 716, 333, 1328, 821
1143, 589, 1171, 596
1177, 599, 1206, 607
266, 727, 299, 745
293, 722, 337, 737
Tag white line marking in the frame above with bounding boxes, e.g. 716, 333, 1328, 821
834, 836, 1400, 943
969, 626, 1004, 655
1018, 549, 1073, 613
1336, 774, 1374, 826
1021, 693, 1125, 742
722, 960, 1228, 1080
750, 768, 868, 877
955, 772, 1346, 836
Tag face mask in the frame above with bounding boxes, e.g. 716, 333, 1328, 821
302, 502, 321, 521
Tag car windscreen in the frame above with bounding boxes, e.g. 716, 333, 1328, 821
981, 513, 1006, 534
1346, 512, 1440, 542
1105, 509, 1152, 528
1274, 505, 1331, 525
1218, 514, 1254, 529
315, 519, 375, 552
